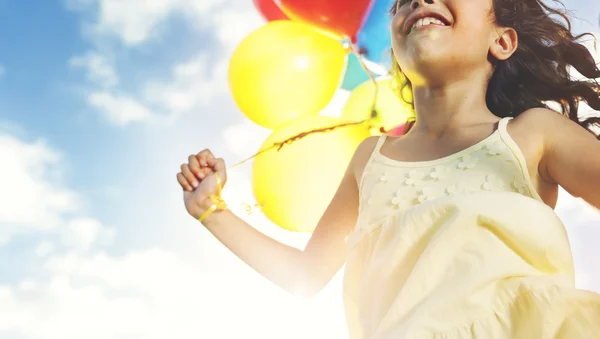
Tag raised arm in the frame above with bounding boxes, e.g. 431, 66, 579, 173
179, 137, 378, 299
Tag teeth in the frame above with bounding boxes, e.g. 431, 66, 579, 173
411, 17, 446, 32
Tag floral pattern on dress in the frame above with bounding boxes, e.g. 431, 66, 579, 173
482, 174, 498, 191
358, 129, 535, 221
391, 191, 403, 208
429, 166, 447, 181
446, 184, 461, 196
485, 140, 507, 156
458, 154, 478, 170
417, 187, 438, 204
512, 177, 528, 195
404, 170, 423, 186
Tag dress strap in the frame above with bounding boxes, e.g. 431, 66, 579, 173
497, 117, 514, 137
374, 134, 388, 153
496, 116, 545, 202
358, 135, 388, 204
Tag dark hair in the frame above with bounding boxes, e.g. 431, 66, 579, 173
389, 0, 600, 139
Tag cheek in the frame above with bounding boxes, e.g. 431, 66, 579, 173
390, 12, 405, 35
390, 12, 408, 49
454, 22, 494, 55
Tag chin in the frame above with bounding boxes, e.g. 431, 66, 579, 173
397, 53, 451, 85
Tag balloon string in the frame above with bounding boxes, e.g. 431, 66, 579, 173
225, 119, 370, 216
230, 42, 382, 170
224, 43, 384, 216
230, 120, 368, 168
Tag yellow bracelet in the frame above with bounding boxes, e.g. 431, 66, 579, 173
198, 173, 227, 223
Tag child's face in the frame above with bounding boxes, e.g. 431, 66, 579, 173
391, 0, 499, 86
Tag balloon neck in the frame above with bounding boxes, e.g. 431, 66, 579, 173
368, 109, 383, 130
370, 108, 379, 120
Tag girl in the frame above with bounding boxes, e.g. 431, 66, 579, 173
177, 0, 600, 337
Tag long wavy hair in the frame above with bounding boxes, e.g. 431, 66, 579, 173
389, 0, 600, 139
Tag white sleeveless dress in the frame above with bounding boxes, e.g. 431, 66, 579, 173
342, 117, 600, 338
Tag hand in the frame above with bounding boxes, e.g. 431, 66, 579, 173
176, 149, 228, 220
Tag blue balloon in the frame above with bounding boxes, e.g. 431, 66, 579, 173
341, 53, 371, 91
356, 0, 396, 68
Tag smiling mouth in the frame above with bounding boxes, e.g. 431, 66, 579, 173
408, 17, 449, 34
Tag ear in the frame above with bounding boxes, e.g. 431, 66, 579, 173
490, 27, 518, 61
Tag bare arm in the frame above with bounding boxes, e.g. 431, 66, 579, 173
183, 138, 376, 298
525, 108, 600, 209
201, 209, 311, 296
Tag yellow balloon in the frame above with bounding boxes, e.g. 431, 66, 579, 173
252, 116, 369, 232
229, 20, 347, 129
341, 78, 415, 135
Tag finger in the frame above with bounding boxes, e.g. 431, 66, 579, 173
181, 164, 199, 189
205, 153, 219, 169
211, 158, 227, 185
188, 154, 203, 179
196, 149, 213, 167
177, 172, 193, 192
199, 165, 214, 179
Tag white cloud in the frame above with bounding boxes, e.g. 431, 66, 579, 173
66, 0, 266, 127
143, 54, 228, 117
77, 0, 181, 45
198, 2, 264, 51
0, 130, 347, 338
35, 241, 55, 258
0, 247, 347, 339
68, 0, 260, 47
555, 187, 600, 226
555, 188, 600, 292
0, 135, 77, 243
71, 51, 231, 127
69, 51, 118, 88
222, 120, 271, 159
87, 91, 155, 126
0, 134, 114, 249
60, 218, 116, 251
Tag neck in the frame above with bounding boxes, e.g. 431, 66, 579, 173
409, 73, 498, 137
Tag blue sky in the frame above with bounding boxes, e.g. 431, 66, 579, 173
0, 0, 599, 338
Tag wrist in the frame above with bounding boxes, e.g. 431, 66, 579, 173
195, 195, 228, 223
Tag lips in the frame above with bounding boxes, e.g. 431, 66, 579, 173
404, 10, 451, 35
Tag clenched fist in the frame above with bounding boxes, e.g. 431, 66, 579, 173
177, 149, 228, 220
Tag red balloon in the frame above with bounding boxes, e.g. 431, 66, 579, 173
277, 0, 374, 40
253, 0, 289, 21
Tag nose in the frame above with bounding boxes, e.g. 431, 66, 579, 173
410, 0, 434, 10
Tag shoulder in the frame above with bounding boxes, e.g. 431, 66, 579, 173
512, 107, 571, 129
349, 135, 381, 182
515, 108, 600, 207
511, 107, 591, 148
356, 135, 381, 154
352, 135, 381, 165
508, 107, 571, 150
